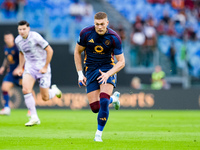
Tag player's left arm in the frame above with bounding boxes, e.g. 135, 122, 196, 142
39, 45, 53, 74
98, 53, 125, 84
0, 58, 8, 75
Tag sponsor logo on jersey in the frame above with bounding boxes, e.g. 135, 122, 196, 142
94, 45, 103, 53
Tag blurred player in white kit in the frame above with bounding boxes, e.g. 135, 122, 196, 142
15, 20, 62, 126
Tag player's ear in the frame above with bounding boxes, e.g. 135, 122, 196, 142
107, 20, 109, 26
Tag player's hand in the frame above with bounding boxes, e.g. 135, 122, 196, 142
39, 67, 47, 74
17, 68, 23, 76
97, 69, 109, 84
78, 77, 86, 87
0, 67, 5, 75
13, 67, 20, 76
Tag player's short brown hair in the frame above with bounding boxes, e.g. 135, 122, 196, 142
94, 12, 107, 20
18, 20, 30, 27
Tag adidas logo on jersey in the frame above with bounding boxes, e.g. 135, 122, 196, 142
89, 39, 94, 43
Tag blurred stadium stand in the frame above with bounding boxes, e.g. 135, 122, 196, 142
0, 0, 200, 88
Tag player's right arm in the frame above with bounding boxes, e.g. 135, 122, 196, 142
74, 43, 86, 87
0, 58, 8, 75
17, 51, 25, 76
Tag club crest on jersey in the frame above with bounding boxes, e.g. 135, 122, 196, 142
105, 40, 110, 45
94, 45, 103, 53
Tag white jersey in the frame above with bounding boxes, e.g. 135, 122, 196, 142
15, 31, 50, 70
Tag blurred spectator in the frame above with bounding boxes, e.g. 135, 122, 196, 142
183, 27, 197, 41
171, 0, 184, 10
117, 25, 126, 42
131, 76, 149, 90
1, 0, 15, 18
166, 20, 176, 36
84, 2, 93, 16
130, 15, 146, 66
147, 0, 166, 4
131, 77, 142, 89
162, 10, 171, 24
69, 0, 85, 22
168, 43, 177, 75
156, 20, 166, 35
14, 0, 26, 14
143, 17, 157, 67
151, 65, 166, 90
185, 0, 195, 10
173, 11, 186, 25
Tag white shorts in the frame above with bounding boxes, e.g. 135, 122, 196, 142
23, 67, 51, 88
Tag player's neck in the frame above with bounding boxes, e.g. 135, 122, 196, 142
22, 32, 29, 39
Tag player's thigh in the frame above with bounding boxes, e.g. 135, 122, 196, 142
39, 87, 49, 101
100, 83, 114, 96
38, 73, 51, 89
22, 74, 35, 93
1, 81, 14, 91
87, 89, 100, 104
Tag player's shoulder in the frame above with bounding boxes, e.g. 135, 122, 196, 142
15, 35, 23, 44
80, 25, 95, 36
30, 31, 41, 37
107, 28, 121, 43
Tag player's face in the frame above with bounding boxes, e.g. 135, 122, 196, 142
94, 18, 109, 35
4, 34, 14, 46
18, 25, 30, 39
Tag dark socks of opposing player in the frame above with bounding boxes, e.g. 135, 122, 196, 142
3, 91, 9, 107
97, 92, 110, 131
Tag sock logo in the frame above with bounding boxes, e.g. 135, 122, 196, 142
100, 117, 106, 121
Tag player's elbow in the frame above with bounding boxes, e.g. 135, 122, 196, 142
120, 60, 125, 69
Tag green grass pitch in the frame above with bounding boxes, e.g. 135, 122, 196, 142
0, 109, 200, 150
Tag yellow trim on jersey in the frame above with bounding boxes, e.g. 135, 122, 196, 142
84, 51, 87, 64
110, 57, 115, 65
85, 66, 88, 72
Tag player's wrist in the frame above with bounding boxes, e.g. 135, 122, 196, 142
78, 71, 84, 80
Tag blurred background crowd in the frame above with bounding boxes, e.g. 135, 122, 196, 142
0, 0, 200, 90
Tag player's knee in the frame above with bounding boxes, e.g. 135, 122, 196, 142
41, 94, 49, 101
100, 92, 110, 110
1, 86, 7, 92
1, 83, 9, 91
90, 101, 100, 113
22, 88, 31, 95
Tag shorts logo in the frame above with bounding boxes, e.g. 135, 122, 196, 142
94, 45, 103, 53
100, 117, 107, 121
112, 79, 115, 83
105, 40, 110, 45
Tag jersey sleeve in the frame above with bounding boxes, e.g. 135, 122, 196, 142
77, 28, 87, 47
34, 32, 49, 49
113, 35, 123, 55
